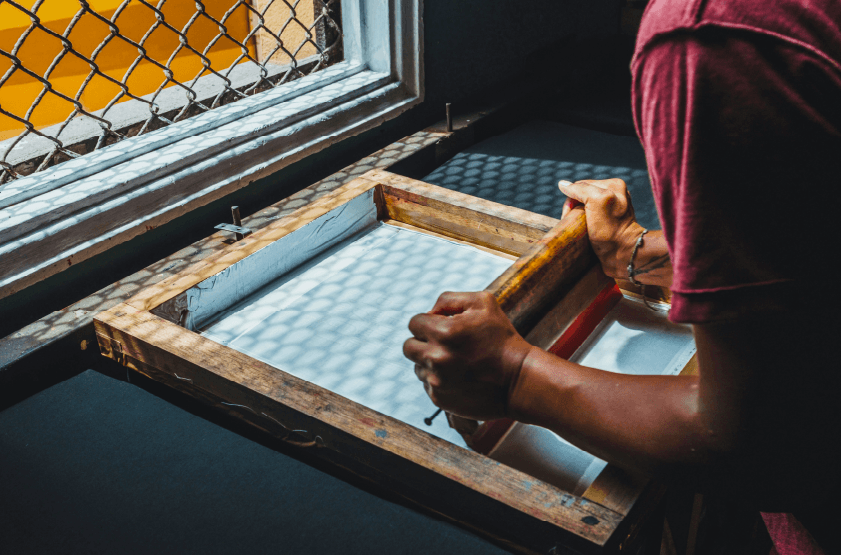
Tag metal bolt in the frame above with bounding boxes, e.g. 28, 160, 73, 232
231, 206, 244, 241
445, 103, 453, 133
424, 407, 443, 426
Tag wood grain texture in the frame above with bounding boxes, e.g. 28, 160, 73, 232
374, 170, 557, 233
582, 466, 651, 516
523, 265, 615, 350
383, 220, 519, 261
373, 170, 557, 256
127, 175, 380, 312
94, 302, 627, 554
615, 279, 672, 306
681, 353, 699, 377
133, 170, 556, 317
486, 206, 596, 336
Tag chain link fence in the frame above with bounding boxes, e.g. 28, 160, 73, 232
0, 0, 343, 186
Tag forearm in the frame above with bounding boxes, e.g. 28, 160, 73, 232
501, 312, 839, 509
628, 229, 672, 287
609, 227, 673, 288
508, 346, 708, 479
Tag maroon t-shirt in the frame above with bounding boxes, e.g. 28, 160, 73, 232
632, 1, 841, 552
633, 0, 841, 324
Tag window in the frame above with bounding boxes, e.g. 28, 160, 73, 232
1, 0, 346, 182
0, 0, 423, 299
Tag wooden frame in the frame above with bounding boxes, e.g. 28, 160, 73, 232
95, 169, 683, 554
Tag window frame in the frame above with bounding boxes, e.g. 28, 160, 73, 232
0, 0, 423, 300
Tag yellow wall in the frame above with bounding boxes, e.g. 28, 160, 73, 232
0, 0, 263, 142
251, 0, 316, 67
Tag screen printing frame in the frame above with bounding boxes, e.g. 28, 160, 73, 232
94, 169, 691, 555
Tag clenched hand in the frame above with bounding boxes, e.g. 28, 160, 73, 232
403, 291, 535, 421
559, 178, 646, 280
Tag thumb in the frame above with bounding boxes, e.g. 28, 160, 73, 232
559, 180, 583, 218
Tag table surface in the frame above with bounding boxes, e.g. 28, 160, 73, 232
0, 369, 512, 554
0, 121, 654, 554
423, 119, 660, 231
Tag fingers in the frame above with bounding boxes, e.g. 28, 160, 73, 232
403, 338, 443, 387
560, 181, 583, 218
601, 178, 630, 197
404, 338, 450, 369
558, 179, 610, 205
403, 336, 426, 364
416, 364, 442, 388
408, 312, 457, 343
430, 291, 487, 315
406, 292, 489, 371
559, 178, 628, 199
404, 339, 439, 384
407, 313, 432, 342
571, 178, 628, 192
558, 178, 630, 218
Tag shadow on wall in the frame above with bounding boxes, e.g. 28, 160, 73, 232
423, 120, 661, 231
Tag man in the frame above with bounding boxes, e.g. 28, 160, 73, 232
404, 1, 841, 552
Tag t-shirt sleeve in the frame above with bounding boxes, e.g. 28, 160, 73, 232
632, 29, 841, 323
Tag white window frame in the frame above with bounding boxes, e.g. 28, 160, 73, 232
0, 0, 423, 300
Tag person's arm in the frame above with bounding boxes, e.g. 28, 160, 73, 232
508, 319, 763, 484
508, 346, 705, 478
405, 20, 841, 514
404, 293, 830, 509
405, 293, 707, 477
558, 179, 671, 288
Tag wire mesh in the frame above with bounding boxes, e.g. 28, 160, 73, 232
0, 0, 343, 186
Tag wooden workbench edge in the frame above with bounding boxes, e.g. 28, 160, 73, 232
94, 302, 625, 550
